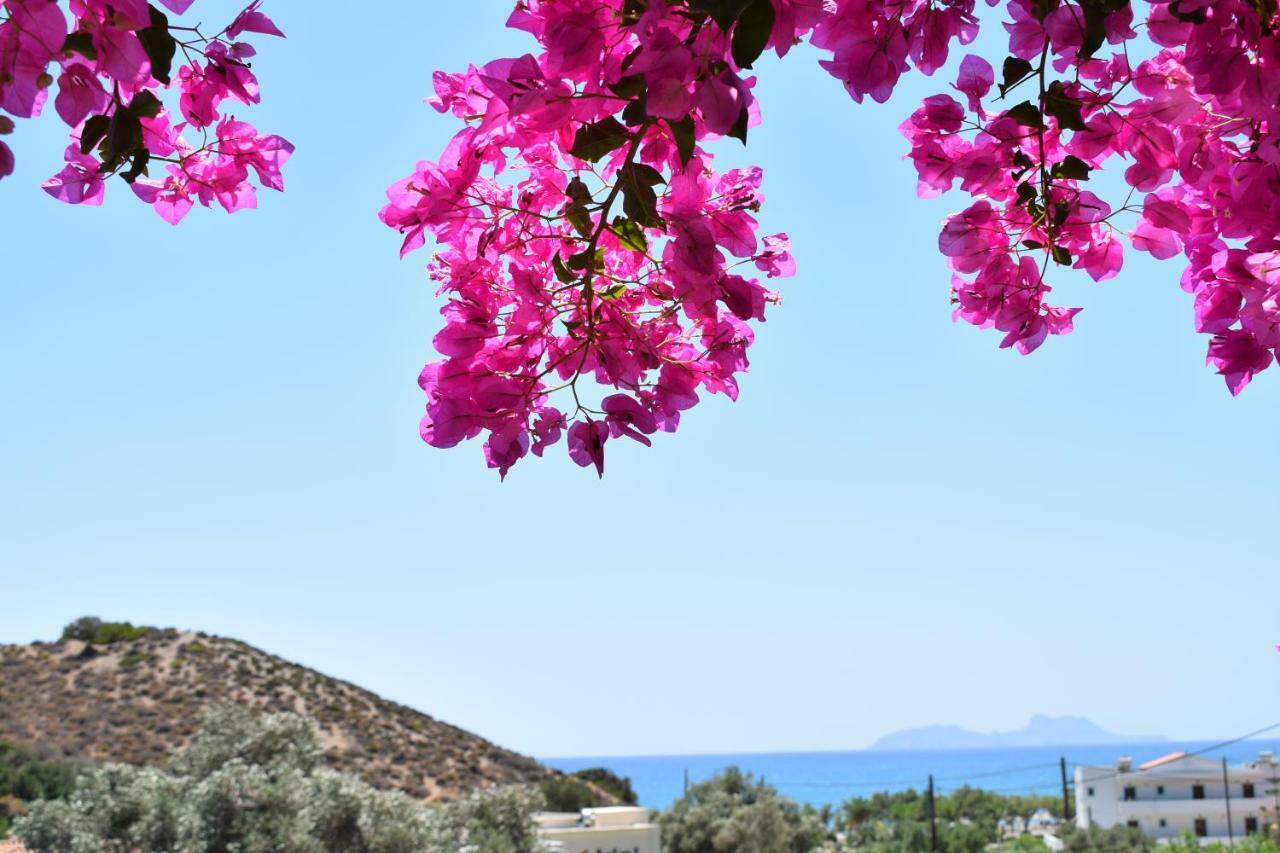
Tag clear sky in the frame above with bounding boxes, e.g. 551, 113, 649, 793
2, 1, 1277, 760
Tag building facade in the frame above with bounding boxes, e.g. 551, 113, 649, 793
1074, 751, 1279, 844
535, 805, 662, 853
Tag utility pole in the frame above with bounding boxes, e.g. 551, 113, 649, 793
1061, 757, 1072, 822
927, 774, 938, 852
1224, 757, 1235, 848
683, 768, 689, 796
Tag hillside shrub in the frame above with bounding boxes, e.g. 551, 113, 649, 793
539, 776, 601, 813
660, 767, 828, 853
60, 617, 150, 645
570, 767, 638, 805
14, 706, 546, 853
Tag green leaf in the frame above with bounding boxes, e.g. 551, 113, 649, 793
121, 149, 151, 184
999, 57, 1035, 97
127, 90, 163, 119
62, 31, 97, 60
1043, 82, 1087, 131
1015, 182, 1038, 206
567, 249, 604, 271
1022, 239, 1046, 250
1251, 0, 1277, 31
1078, 0, 1108, 59
552, 253, 577, 284
599, 283, 628, 301
611, 217, 647, 253
569, 118, 631, 163
103, 109, 143, 172
564, 176, 594, 238
1051, 155, 1092, 181
727, 104, 748, 144
80, 114, 110, 155
618, 163, 663, 229
687, 0, 754, 30
608, 74, 647, 99
138, 6, 175, 86
668, 116, 696, 168
1051, 245, 1073, 265
622, 162, 665, 186
1006, 101, 1043, 128
731, 0, 775, 69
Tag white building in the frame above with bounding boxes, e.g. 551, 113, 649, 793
1028, 807, 1061, 836
1075, 751, 1280, 844
535, 805, 662, 853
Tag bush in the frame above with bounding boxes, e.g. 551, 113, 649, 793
570, 766, 638, 805
60, 616, 150, 645
660, 767, 828, 853
540, 776, 602, 813
14, 705, 546, 853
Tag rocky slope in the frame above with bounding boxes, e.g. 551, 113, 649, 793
0, 629, 553, 801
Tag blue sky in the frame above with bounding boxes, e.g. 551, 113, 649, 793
2, 1, 1277, 759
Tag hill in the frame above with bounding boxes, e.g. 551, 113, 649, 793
870, 714, 1164, 750
0, 626, 553, 801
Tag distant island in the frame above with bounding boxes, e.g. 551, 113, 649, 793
869, 715, 1165, 751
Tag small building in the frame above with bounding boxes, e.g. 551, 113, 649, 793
1027, 807, 1061, 836
997, 815, 1027, 838
1074, 750, 1279, 844
535, 805, 662, 853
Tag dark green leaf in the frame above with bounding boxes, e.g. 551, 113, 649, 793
567, 249, 604, 271
1015, 182, 1038, 206
999, 57, 1035, 97
103, 109, 143, 172
687, 0, 754, 30
121, 149, 150, 184
1078, 0, 1108, 59
611, 217, 647, 253
138, 6, 175, 86
1251, 0, 1277, 31
1053, 201, 1071, 226
1051, 155, 1092, 180
608, 74, 647, 99
569, 117, 630, 163
1022, 239, 1046, 249
80, 114, 110, 155
1006, 101, 1043, 128
1168, 0, 1207, 22
731, 0, 775, 69
62, 31, 97, 60
1051, 245, 1072, 265
553, 253, 577, 284
622, 162, 665, 186
621, 97, 647, 127
727, 104, 748, 143
564, 177, 594, 238
127, 90, 163, 119
1043, 82, 1087, 131
599, 283, 628, 301
668, 116, 696, 168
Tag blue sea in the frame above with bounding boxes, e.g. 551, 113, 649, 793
544, 739, 1280, 809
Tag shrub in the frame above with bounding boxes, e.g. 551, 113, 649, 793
570, 766, 638, 805
15, 705, 546, 853
660, 767, 828, 853
60, 617, 150, 645
540, 776, 602, 813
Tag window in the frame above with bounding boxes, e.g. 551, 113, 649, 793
1244, 783, 1256, 799
1127, 820, 1140, 829
1193, 784, 1206, 800
1159, 819, 1168, 828
1087, 787, 1094, 796
1195, 819, 1208, 838
1156, 785, 1165, 795
1123, 786, 1137, 801
1246, 817, 1259, 835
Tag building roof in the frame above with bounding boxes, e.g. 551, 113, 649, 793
1139, 752, 1188, 770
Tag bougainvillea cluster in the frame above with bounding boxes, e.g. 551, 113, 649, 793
0, 0, 289, 222
381, 0, 1280, 475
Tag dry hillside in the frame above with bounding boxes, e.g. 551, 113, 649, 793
0, 629, 553, 801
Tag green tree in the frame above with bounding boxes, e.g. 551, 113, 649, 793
660, 767, 829, 853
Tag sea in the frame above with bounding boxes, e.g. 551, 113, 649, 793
544, 739, 1280, 809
